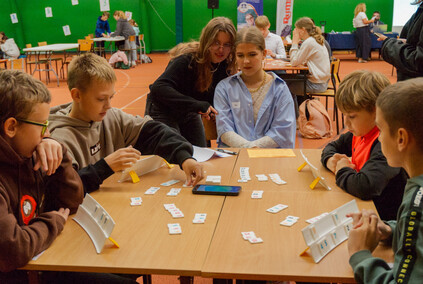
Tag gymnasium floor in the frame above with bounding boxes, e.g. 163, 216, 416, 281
26, 51, 395, 283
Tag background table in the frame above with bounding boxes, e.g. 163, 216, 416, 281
326, 32, 399, 50
93, 36, 125, 56
23, 43, 79, 86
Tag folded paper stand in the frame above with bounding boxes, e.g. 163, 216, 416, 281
73, 194, 118, 253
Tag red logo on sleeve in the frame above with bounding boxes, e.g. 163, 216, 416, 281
20, 195, 36, 225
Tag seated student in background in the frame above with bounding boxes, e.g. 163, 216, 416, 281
321, 70, 407, 221
347, 78, 423, 283
0, 70, 84, 283
288, 17, 330, 115
0, 32, 20, 59
255, 15, 287, 59
110, 10, 137, 67
147, 17, 236, 147
49, 53, 203, 194
214, 26, 296, 148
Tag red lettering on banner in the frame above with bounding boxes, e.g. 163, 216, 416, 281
283, 0, 292, 24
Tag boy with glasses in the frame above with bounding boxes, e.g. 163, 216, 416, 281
0, 70, 84, 283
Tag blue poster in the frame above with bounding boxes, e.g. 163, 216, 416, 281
237, 0, 263, 30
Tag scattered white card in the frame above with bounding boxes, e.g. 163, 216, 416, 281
193, 213, 207, 224
251, 190, 263, 199
130, 197, 142, 206
266, 204, 288, 213
62, 25, 71, 36
168, 223, 181, 234
167, 188, 181, 196
145, 187, 160, 195
161, 179, 180, 186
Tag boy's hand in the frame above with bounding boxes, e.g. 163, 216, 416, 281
33, 139, 63, 176
335, 157, 355, 174
347, 210, 392, 241
104, 146, 141, 172
348, 210, 381, 257
51, 208, 70, 221
326, 153, 349, 173
182, 158, 204, 186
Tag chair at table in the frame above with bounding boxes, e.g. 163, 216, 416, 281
38, 41, 63, 80
78, 39, 94, 54
202, 117, 218, 147
307, 58, 344, 134
25, 43, 48, 80
119, 35, 137, 66
139, 34, 146, 64
9, 58, 25, 71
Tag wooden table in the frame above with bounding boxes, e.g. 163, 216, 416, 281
23, 149, 393, 283
23, 154, 238, 279
201, 149, 393, 282
264, 58, 308, 72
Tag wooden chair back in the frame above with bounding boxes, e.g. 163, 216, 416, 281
78, 39, 94, 53
38, 41, 47, 46
202, 117, 218, 141
128, 35, 136, 42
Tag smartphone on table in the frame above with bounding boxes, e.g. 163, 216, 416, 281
192, 184, 241, 196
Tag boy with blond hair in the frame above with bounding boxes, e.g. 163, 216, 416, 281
255, 15, 287, 59
49, 53, 203, 193
347, 77, 423, 283
321, 70, 407, 220
0, 70, 84, 282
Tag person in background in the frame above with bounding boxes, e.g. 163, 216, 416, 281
378, 0, 423, 81
110, 11, 137, 67
255, 15, 287, 60
288, 17, 330, 115
147, 17, 236, 147
321, 70, 407, 221
0, 32, 20, 59
129, 19, 140, 47
372, 11, 384, 26
94, 12, 111, 56
347, 77, 423, 283
353, 3, 375, 63
214, 26, 295, 148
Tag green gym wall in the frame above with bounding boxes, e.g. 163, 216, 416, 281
0, 0, 393, 53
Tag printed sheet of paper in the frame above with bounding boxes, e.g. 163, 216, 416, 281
99, 0, 110, 12
247, 149, 296, 158
10, 13, 18, 24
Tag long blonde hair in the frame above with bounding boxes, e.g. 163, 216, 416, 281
354, 3, 366, 17
168, 17, 236, 92
295, 17, 325, 46
113, 10, 126, 20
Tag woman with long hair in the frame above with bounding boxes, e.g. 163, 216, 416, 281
287, 17, 330, 112
147, 17, 236, 147
353, 3, 375, 63
110, 11, 137, 67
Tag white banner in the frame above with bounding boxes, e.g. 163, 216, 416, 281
276, 0, 294, 39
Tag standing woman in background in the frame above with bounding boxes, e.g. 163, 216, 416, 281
147, 17, 236, 147
353, 3, 375, 63
379, 0, 423, 81
110, 11, 137, 67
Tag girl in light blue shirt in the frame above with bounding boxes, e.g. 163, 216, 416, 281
214, 26, 296, 148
